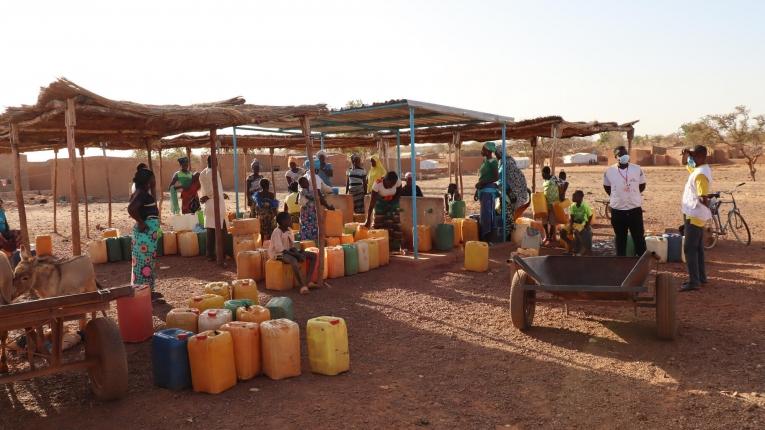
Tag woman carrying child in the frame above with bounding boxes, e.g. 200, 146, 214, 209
269, 212, 318, 295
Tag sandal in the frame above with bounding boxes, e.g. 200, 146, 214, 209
299, 286, 310, 295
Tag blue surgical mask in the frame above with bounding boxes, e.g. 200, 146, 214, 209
618, 154, 630, 165
687, 156, 696, 169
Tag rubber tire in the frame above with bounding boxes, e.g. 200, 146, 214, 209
510, 270, 535, 331
85, 318, 128, 400
728, 210, 751, 246
655, 273, 677, 340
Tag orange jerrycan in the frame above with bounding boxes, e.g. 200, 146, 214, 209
166, 307, 200, 333
219, 321, 261, 380
236, 305, 270, 324
232, 278, 259, 303
204, 281, 231, 300
187, 294, 225, 312
187, 330, 237, 394
265, 259, 294, 291
260, 319, 301, 380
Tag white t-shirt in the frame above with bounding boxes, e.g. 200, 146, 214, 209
285, 168, 305, 184
268, 227, 295, 260
372, 179, 402, 198
603, 163, 646, 210
303, 171, 333, 194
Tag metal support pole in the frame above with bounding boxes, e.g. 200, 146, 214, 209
320, 133, 325, 151
396, 130, 402, 178
501, 122, 507, 242
233, 126, 239, 215
408, 108, 418, 259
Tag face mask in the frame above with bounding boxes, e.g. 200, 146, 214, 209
687, 156, 696, 169
618, 154, 630, 165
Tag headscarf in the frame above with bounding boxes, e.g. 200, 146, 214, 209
177, 157, 189, 165
250, 159, 260, 171
350, 153, 361, 163
483, 141, 497, 153
367, 154, 386, 193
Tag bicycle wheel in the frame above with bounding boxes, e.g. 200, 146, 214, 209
728, 210, 751, 246
703, 219, 718, 249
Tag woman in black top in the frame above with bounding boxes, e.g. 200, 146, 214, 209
128, 167, 161, 298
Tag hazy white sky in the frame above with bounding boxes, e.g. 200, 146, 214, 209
2, 0, 764, 161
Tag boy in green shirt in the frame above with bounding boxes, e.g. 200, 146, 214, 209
541, 166, 561, 245
562, 190, 593, 255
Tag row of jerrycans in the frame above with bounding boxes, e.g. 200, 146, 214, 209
153, 316, 350, 393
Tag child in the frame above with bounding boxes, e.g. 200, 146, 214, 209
443, 183, 462, 214
283, 181, 302, 226
268, 212, 318, 295
541, 166, 560, 245
562, 190, 593, 255
253, 178, 279, 240
558, 170, 569, 201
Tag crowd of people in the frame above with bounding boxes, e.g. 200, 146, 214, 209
116, 141, 714, 300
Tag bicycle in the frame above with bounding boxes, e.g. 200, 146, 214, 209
704, 182, 751, 249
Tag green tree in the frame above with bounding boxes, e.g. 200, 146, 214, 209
682, 105, 764, 181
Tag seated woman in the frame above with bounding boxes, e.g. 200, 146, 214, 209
252, 178, 279, 240
365, 172, 403, 251
0, 199, 21, 256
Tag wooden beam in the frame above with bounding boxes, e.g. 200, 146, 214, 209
78, 146, 90, 239
157, 145, 164, 224
53, 148, 59, 233
101, 144, 112, 227
9, 124, 30, 250
65, 98, 82, 256
530, 137, 537, 193
210, 129, 224, 266
269, 147, 276, 194
300, 117, 325, 288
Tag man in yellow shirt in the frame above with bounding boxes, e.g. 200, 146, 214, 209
680, 145, 712, 292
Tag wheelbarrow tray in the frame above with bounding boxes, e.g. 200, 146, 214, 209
512, 253, 652, 301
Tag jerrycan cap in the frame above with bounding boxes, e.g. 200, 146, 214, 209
193, 297, 203, 302
207, 310, 218, 317
195, 334, 207, 340
177, 333, 189, 340
329, 319, 340, 326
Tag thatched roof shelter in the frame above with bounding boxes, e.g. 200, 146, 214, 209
0, 78, 327, 152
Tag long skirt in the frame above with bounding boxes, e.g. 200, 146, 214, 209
300, 200, 319, 242
132, 218, 159, 291
373, 198, 402, 251
349, 184, 366, 214
479, 190, 496, 241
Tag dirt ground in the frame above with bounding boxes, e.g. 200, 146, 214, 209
1, 164, 764, 429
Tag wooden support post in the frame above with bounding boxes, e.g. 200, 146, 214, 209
269, 148, 276, 194
627, 128, 635, 153
100, 144, 112, 227
455, 132, 463, 199
447, 136, 453, 184
53, 148, 59, 233
186, 147, 193, 171
209, 129, 224, 266
65, 98, 82, 256
157, 145, 164, 223
9, 124, 30, 250
530, 137, 538, 193
144, 139, 156, 199
550, 124, 558, 176
300, 117, 325, 288
78, 146, 90, 239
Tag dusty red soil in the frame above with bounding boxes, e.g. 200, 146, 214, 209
1, 164, 763, 429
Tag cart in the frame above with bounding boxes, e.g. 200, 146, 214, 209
509, 252, 676, 340
0, 285, 133, 400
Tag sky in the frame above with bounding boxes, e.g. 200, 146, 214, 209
2, 0, 763, 161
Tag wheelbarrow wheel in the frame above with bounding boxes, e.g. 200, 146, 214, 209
85, 318, 128, 400
510, 269, 536, 330
655, 273, 677, 340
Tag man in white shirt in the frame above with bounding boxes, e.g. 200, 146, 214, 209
199, 156, 228, 260
603, 146, 647, 256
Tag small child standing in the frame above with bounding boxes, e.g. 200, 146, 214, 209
283, 181, 302, 226
541, 166, 561, 245
558, 170, 569, 201
562, 190, 593, 255
268, 212, 318, 295
443, 183, 462, 214
253, 178, 279, 240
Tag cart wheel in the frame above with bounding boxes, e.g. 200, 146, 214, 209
510, 270, 536, 330
655, 273, 677, 340
85, 318, 128, 400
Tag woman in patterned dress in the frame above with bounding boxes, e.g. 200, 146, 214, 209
127, 167, 161, 302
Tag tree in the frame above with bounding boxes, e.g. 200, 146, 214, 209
682, 105, 764, 181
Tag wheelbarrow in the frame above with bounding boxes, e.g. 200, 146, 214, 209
509, 252, 676, 340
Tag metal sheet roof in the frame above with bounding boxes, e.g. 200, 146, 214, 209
255, 99, 515, 134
